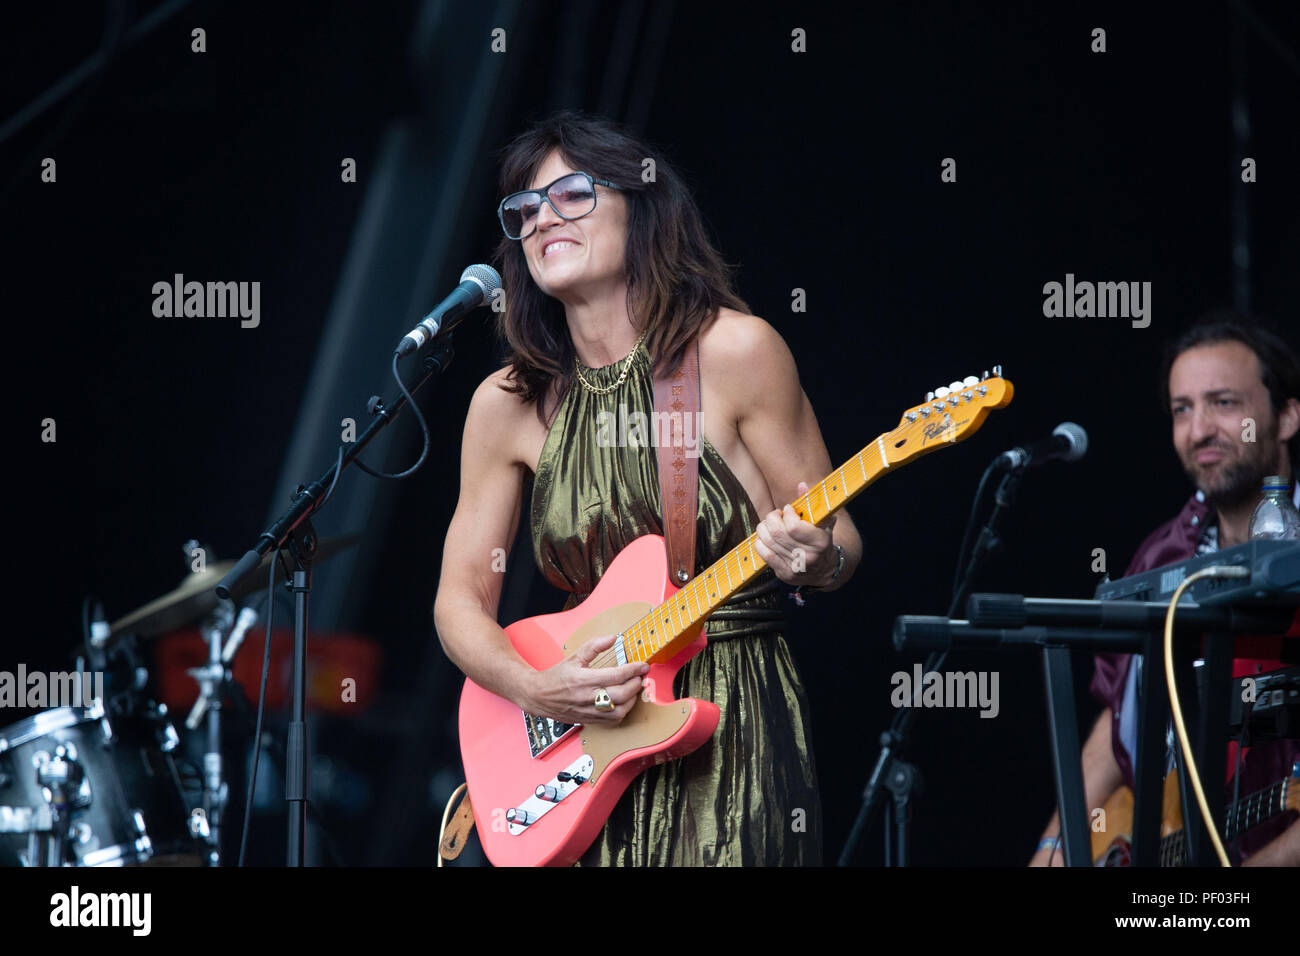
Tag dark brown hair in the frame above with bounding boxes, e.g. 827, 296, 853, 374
491, 110, 749, 420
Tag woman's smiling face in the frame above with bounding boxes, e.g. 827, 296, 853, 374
521, 150, 629, 303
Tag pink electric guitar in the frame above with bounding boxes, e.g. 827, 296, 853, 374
458, 372, 1014, 866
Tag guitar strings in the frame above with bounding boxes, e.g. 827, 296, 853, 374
587, 426, 904, 671
582, 391, 992, 670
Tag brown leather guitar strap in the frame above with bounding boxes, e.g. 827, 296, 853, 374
653, 338, 700, 585
438, 789, 475, 863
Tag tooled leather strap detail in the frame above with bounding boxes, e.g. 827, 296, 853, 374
653, 339, 700, 585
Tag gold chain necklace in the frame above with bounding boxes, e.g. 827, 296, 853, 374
573, 329, 648, 396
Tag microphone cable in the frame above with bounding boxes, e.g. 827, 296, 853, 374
238, 549, 279, 867
353, 352, 432, 481
1162, 565, 1252, 867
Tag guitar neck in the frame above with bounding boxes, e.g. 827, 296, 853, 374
1162, 772, 1299, 865
617, 441, 886, 666
607, 373, 1012, 668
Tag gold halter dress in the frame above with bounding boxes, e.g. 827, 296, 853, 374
529, 342, 823, 865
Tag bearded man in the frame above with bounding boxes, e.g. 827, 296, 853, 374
1031, 312, 1300, 867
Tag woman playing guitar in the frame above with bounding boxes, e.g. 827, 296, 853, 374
434, 111, 862, 865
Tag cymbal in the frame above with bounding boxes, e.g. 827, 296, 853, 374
108, 536, 358, 639
109, 562, 237, 639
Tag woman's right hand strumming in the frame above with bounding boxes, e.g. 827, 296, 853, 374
433, 370, 648, 727
522, 634, 649, 725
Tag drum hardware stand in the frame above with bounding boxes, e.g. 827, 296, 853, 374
1, 749, 81, 866
216, 338, 454, 866
186, 597, 237, 866
31, 745, 86, 866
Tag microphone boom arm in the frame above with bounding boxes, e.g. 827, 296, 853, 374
216, 339, 454, 600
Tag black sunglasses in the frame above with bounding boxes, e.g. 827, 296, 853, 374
497, 171, 623, 240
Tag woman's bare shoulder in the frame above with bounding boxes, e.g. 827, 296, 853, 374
474, 364, 527, 404
699, 308, 798, 385
464, 366, 540, 465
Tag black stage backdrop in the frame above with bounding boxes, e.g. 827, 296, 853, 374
3, 0, 1298, 867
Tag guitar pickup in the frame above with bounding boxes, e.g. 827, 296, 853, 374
521, 710, 579, 759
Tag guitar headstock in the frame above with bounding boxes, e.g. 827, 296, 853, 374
881, 369, 1014, 467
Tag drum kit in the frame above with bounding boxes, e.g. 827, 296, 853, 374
0, 537, 354, 867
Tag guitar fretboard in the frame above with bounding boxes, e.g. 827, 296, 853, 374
582, 374, 1010, 670
608, 435, 894, 666
1160, 775, 1293, 866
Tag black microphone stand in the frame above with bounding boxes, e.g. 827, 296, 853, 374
216, 338, 454, 866
839, 462, 1024, 866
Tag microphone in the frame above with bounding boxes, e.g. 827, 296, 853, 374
994, 422, 1088, 470
221, 605, 260, 665
396, 264, 501, 357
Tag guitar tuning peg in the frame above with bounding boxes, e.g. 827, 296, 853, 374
925, 391, 935, 402
963, 375, 979, 387
993, 364, 1003, 377
934, 386, 950, 398
982, 370, 989, 380
948, 381, 963, 392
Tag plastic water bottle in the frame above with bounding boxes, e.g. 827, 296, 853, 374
1247, 476, 1300, 540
